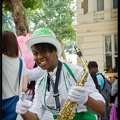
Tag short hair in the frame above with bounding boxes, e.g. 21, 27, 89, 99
32, 43, 57, 54
2, 31, 19, 57
113, 75, 118, 79
88, 61, 98, 68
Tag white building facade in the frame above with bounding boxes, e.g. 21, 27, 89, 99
72, 0, 118, 73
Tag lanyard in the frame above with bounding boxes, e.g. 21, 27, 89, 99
47, 60, 62, 110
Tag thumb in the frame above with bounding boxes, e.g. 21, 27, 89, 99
20, 92, 25, 101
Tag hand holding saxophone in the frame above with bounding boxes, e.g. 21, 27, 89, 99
68, 85, 89, 105
16, 92, 33, 115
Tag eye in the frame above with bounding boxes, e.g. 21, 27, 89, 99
33, 52, 38, 56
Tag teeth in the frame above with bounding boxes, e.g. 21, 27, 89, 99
41, 61, 45, 64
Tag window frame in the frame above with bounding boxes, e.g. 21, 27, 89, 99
95, 0, 104, 12
104, 34, 118, 70
112, 0, 118, 9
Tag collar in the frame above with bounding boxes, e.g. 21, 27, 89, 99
48, 66, 57, 77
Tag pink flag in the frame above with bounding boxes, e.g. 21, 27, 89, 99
17, 34, 35, 69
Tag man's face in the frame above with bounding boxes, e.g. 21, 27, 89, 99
110, 77, 116, 84
31, 45, 57, 72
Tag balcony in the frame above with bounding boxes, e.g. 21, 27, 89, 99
93, 9, 117, 22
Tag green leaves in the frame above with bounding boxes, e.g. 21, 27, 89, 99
27, 0, 76, 42
2, 0, 76, 42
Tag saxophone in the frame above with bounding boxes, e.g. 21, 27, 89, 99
56, 46, 89, 120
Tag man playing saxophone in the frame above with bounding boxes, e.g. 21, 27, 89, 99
16, 28, 105, 120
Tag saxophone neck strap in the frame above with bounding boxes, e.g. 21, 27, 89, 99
47, 60, 62, 110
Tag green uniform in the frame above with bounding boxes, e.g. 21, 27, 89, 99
53, 108, 96, 120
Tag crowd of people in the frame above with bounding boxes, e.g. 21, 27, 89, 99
87, 61, 118, 120
2, 28, 118, 120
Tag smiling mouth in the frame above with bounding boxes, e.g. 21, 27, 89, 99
41, 61, 46, 64
38, 60, 47, 67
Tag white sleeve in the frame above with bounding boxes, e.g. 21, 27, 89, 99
22, 60, 28, 75
66, 63, 105, 104
84, 73, 105, 104
29, 80, 46, 119
28, 66, 47, 81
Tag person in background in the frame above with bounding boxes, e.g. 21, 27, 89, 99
88, 61, 108, 120
2, 31, 28, 119
103, 75, 117, 119
106, 76, 112, 83
109, 79, 118, 120
16, 28, 105, 120
87, 61, 104, 93
25, 63, 38, 101
102, 71, 107, 78
110, 75, 117, 85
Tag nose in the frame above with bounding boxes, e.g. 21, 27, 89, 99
37, 53, 44, 59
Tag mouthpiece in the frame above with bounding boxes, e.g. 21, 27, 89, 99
74, 45, 82, 57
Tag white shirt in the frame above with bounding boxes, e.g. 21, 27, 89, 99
27, 66, 46, 81
29, 62, 105, 119
2, 54, 28, 99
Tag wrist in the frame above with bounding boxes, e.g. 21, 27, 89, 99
84, 95, 89, 105
80, 94, 88, 105
21, 110, 38, 120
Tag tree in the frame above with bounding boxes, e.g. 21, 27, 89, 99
2, 0, 42, 36
64, 39, 76, 54
2, 0, 76, 59
27, 0, 76, 59
2, 10, 15, 33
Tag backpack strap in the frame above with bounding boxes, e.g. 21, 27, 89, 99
96, 72, 111, 90
89, 71, 101, 93
62, 62, 77, 82
19, 58, 23, 88
96, 72, 105, 90
96, 72, 104, 79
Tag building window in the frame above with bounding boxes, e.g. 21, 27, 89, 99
97, 0, 104, 11
81, 0, 88, 14
114, 35, 118, 56
105, 36, 111, 52
104, 35, 118, 72
114, 35, 118, 72
113, 0, 118, 9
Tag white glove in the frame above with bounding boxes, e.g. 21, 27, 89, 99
68, 85, 89, 105
16, 92, 33, 115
